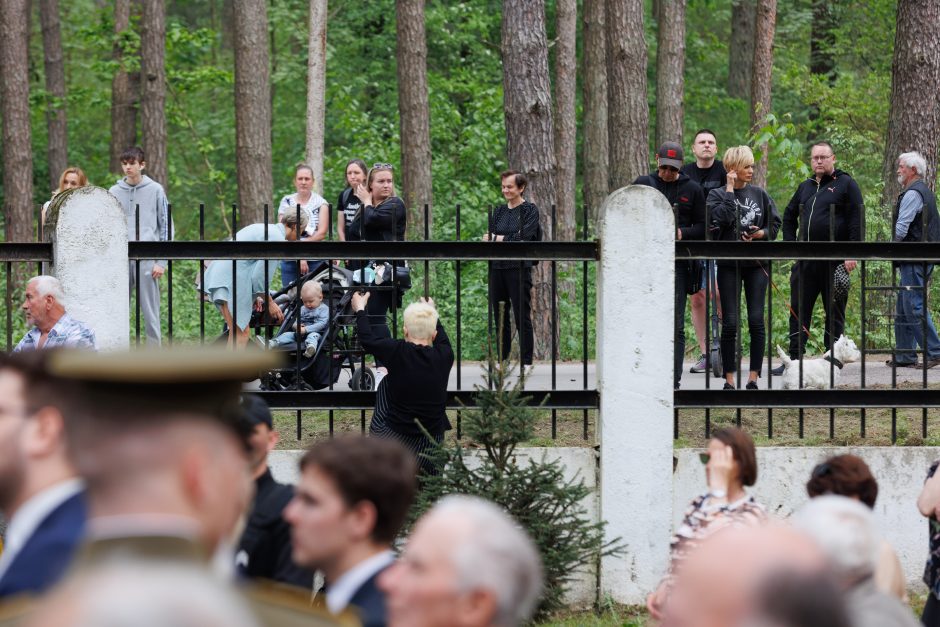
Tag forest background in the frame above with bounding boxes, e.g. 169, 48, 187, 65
0, 0, 932, 360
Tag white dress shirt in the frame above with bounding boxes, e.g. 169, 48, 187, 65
325, 549, 394, 615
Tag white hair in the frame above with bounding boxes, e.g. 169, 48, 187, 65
29, 275, 65, 302
899, 151, 928, 178
432, 495, 543, 627
790, 495, 879, 584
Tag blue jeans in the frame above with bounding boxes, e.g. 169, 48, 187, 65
895, 263, 940, 363
271, 331, 321, 352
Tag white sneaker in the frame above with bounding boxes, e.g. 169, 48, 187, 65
303, 345, 316, 358
374, 368, 387, 387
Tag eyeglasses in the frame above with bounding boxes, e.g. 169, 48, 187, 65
699, 453, 710, 465
658, 165, 680, 173
810, 154, 834, 162
372, 163, 394, 171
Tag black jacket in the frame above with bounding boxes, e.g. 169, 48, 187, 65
348, 195, 407, 270
782, 169, 862, 242
633, 172, 706, 241
236, 469, 314, 588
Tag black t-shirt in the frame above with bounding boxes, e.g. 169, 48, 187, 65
681, 160, 727, 194
337, 187, 364, 240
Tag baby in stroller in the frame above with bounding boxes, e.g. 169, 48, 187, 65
268, 280, 329, 357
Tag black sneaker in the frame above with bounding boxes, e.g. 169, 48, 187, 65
885, 359, 918, 368
722, 382, 735, 390
746, 380, 759, 390
770, 364, 786, 376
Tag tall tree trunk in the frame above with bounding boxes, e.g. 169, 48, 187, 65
140, 0, 167, 187
606, 0, 649, 188
582, 0, 608, 221
654, 0, 685, 147
553, 0, 576, 242
809, 0, 836, 80
727, 0, 755, 99
110, 0, 140, 175
749, 0, 776, 189
396, 0, 433, 241
0, 0, 34, 243
39, 0, 67, 193
305, 0, 327, 196
502, 0, 557, 360
881, 0, 940, 209
233, 0, 273, 225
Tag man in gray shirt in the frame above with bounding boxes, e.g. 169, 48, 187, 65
890, 150, 940, 368
109, 146, 170, 346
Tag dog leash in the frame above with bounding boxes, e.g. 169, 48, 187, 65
757, 263, 821, 347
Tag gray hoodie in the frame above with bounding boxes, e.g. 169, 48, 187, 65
109, 174, 170, 267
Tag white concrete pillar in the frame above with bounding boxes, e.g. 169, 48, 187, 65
48, 187, 130, 350
597, 185, 674, 603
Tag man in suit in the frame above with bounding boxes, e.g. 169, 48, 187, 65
0, 351, 86, 600
285, 436, 417, 626
15, 348, 347, 627
379, 495, 543, 627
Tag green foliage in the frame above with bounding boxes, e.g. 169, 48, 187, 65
414, 351, 621, 618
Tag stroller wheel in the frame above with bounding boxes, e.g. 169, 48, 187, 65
350, 366, 375, 391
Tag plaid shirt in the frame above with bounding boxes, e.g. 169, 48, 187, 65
13, 313, 97, 352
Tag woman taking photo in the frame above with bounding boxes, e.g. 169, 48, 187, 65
647, 427, 766, 619
203, 211, 307, 349
484, 170, 541, 366
707, 146, 781, 390
351, 293, 453, 476
277, 163, 329, 286
353, 163, 407, 380
336, 158, 368, 241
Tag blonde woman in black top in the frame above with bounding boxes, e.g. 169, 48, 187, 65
484, 170, 541, 365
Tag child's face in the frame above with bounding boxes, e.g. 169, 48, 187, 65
122, 159, 145, 183
302, 292, 322, 309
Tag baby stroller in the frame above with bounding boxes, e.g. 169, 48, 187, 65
259, 261, 375, 391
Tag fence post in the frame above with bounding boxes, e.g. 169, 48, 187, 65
48, 187, 130, 351
597, 185, 674, 603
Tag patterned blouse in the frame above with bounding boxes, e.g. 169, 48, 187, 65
924, 461, 940, 597
13, 313, 97, 352
661, 492, 767, 589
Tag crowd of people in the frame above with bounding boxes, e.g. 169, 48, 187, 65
0, 348, 543, 627
646, 427, 940, 627
638, 130, 940, 389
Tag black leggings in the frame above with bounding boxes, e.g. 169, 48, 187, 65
489, 266, 534, 365
717, 264, 768, 375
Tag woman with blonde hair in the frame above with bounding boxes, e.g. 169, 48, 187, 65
707, 146, 781, 390
350, 293, 453, 476
42, 167, 89, 223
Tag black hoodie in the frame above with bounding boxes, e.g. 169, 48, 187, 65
782, 168, 862, 242
633, 171, 706, 241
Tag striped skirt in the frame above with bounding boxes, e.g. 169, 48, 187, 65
369, 378, 444, 476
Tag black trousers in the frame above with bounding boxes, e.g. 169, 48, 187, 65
717, 264, 768, 375
787, 261, 846, 358
489, 266, 534, 365
365, 287, 395, 368
923, 592, 940, 626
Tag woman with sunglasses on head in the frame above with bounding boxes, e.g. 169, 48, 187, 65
647, 427, 765, 620
484, 170, 541, 367
353, 163, 407, 381
707, 146, 781, 390
277, 163, 330, 287
336, 159, 368, 242
633, 142, 706, 389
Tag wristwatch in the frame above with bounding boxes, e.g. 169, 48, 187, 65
709, 489, 727, 499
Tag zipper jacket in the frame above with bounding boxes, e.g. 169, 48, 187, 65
781, 168, 862, 242
633, 171, 706, 241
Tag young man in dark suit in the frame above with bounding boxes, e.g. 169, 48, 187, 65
0, 352, 87, 599
285, 436, 417, 627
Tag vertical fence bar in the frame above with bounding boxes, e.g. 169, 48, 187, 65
455, 204, 462, 439
231, 204, 238, 348
135, 204, 141, 346
167, 203, 174, 345
860, 258, 867, 437
797, 205, 804, 438
199, 203, 206, 344
703, 203, 711, 439
582, 203, 589, 440
767, 258, 773, 439
5, 261, 12, 351
551, 203, 557, 440
424, 203, 430, 298
829, 204, 836, 438
487, 205, 494, 389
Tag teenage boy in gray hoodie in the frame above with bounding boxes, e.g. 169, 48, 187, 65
109, 146, 170, 345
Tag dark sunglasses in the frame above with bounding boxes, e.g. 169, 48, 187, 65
658, 165, 680, 173
372, 162, 394, 171
699, 452, 710, 465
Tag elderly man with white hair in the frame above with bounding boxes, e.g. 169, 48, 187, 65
791, 495, 919, 627
13, 276, 95, 352
379, 495, 543, 627
889, 150, 940, 369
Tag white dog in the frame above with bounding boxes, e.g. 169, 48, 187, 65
774, 335, 861, 389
